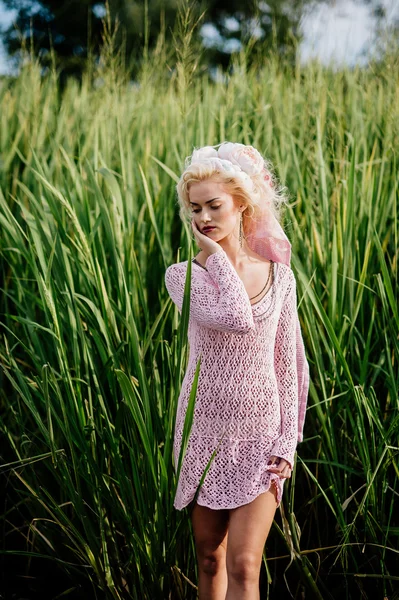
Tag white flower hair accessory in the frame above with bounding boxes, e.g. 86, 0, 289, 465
189, 150, 255, 192
190, 142, 272, 185
217, 142, 264, 176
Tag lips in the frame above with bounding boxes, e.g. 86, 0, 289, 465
203, 227, 215, 232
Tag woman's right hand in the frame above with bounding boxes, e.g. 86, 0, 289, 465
191, 218, 224, 257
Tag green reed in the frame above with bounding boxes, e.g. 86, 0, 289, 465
0, 5, 398, 598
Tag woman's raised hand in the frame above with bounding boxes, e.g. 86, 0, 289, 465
191, 218, 224, 257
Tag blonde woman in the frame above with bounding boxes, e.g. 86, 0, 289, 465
165, 142, 309, 600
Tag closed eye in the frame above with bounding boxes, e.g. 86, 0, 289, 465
192, 206, 221, 213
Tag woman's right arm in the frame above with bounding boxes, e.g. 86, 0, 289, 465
164, 249, 255, 335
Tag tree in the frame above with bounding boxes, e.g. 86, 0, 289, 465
0, 0, 321, 80
1, 0, 105, 79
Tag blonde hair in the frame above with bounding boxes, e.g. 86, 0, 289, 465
176, 148, 290, 238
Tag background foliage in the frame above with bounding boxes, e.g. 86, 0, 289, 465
1, 0, 335, 82
0, 3, 398, 599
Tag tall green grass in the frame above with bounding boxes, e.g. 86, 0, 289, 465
0, 6, 398, 598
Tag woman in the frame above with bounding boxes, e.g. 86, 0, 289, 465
165, 142, 309, 599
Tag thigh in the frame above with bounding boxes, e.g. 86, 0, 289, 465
226, 484, 278, 566
190, 501, 230, 558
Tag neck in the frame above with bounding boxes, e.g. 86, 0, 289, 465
217, 236, 251, 268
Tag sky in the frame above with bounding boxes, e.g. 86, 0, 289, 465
299, 0, 399, 67
0, 0, 398, 75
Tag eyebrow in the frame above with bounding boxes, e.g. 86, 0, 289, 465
189, 197, 221, 206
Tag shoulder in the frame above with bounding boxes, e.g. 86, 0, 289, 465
276, 262, 295, 281
275, 263, 296, 298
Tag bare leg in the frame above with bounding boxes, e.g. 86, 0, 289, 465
225, 483, 278, 600
190, 502, 230, 600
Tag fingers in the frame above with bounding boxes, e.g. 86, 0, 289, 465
191, 218, 201, 234
267, 456, 292, 479
191, 219, 201, 244
191, 218, 203, 242
279, 464, 292, 478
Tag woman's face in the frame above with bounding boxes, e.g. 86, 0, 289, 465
188, 180, 241, 242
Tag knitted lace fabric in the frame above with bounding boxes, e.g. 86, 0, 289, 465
165, 249, 309, 510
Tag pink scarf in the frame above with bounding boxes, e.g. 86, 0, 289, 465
245, 202, 309, 443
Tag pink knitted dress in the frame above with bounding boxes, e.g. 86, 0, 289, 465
165, 248, 309, 510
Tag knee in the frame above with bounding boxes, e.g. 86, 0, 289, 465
227, 553, 260, 585
197, 548, 226, 576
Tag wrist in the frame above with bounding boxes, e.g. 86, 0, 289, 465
204, 248, 224, 258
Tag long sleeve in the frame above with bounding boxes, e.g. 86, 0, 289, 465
270, 272, 300, 469
164, 249, 255, 334
296, 313, 309, 443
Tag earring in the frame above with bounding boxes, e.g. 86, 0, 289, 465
239, 211, 243, 248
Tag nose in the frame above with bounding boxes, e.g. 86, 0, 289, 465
200, 211, 211, 222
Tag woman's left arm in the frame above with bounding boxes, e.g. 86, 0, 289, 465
270, 272, 299, 470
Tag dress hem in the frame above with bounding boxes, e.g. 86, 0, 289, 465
174, 478, 282, 512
